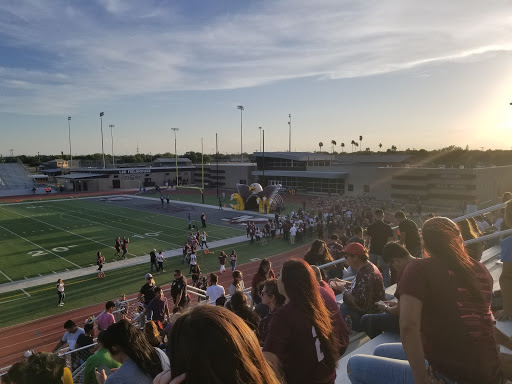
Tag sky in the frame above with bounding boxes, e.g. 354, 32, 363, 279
1, 0, 512, 157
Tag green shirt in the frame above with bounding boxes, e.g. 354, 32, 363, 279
83, 347, 122, 384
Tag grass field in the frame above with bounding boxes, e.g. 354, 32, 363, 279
0, 197, 244, 283
0, 235, 308, 328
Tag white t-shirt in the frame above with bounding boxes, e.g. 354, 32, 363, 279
189, 253, 197, 266
201, 234, 207, 242
206, 284, 225, 304
289, 226, 297, 236
156, 253, 164, 263
62, 328, 85, 350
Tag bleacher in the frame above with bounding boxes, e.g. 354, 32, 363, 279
0, 162, 37, 196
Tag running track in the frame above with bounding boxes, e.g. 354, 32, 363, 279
0, 241, 313, 369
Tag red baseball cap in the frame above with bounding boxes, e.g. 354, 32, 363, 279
342, 242, 366, 257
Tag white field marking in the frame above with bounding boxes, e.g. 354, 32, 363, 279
0, 223, 81, 268
56, 199, 232, 241
0, 206, 141, 258
44, 203, 182, 247
0, 296, 27, 305
0, 269, 13, 282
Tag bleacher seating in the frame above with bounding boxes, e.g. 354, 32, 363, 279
0, 163, 36, 195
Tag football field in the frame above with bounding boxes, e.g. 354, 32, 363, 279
0, 195, 245, 284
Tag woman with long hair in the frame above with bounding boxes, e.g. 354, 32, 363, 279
155, 305, 281, 384
229, 270, 245, 295
251, 258, 275, 307
95, 319, 169, 384
348, 217, 501, 384
258, 278, 286, 345
227, 291, 260, 334
263, 259, 341, 384
56, 279, 65, 307
143, 321, 163, 349
304, 239, 334, 266
457, 219, 484, 261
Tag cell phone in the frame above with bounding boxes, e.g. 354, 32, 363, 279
96, 365, 114, 376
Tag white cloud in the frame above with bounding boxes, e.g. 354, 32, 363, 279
0, 0, 511, 114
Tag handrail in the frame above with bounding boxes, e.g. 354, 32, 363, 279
452, 201, 507, 223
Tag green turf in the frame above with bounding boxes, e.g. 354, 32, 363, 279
0, 199, 244, 283
0, 237, 309, 328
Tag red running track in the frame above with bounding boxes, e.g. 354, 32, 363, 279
0, 241, 313, 369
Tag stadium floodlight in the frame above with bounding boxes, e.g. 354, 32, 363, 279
109, 124, 115, 166
68, 117, 72, 167
100, 112, 105, 169
171, 128, 180, 187
237, 105, 244, 162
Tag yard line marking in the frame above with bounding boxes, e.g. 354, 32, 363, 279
55, 200, 233, 241
0, 206, 140, 259
0, 269, 30, 297
0, 223, 81, 268
0, 296, 26, 305
40, 204, 183, 248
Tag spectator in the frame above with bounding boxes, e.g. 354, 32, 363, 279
227, 291, 260, 335
150, 249, 157, 273
348, 226, 365, 246
230, 249, 238, 271
156, 251, 165, 272
170, 270, 189, 309
457, 219, 484, 261
52, 320, 85, 353
56, 278, 65, 307
138, 274, 157, 309
189, 262, 201, 288
395, 211, 422, 257
359, 242, 413, 339
146, 286, 170, 324
83, 330, 121, 384
95, 319, 169, 384
218, 251, 227, 273
144, 321, 164, 349
257, 278, 286, 346
304, 239, 344, 279
76, 323, 95, 359
4, 361, 25, 384
206, 273, 225, 305
496, 200, 512, 321
22, 352, 68, 384
348, 217, 502, 384
251, 259, 275, 307
155, 305, 280, 384
337, 242, 386, 332
263, 259, 342, 384
310, 265, 335, 301
97, 301, 116, 331
366, 209, 394, 287
229, 270, 245, 295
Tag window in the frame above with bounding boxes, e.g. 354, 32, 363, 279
364, 185, 370, 193
348, 184, 354, 192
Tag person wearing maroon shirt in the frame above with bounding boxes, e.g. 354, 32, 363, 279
251, 258, 275, 306
347, 217, 502, 384
336, 242, 385, 332
263, 259, 341, 384
258, 278, 286, 346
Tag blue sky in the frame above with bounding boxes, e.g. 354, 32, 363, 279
1, 0, 512, 156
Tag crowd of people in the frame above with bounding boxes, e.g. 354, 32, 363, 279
5, 193, 512, 384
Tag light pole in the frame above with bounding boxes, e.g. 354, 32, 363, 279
100, 112, 105, 169
109, 124, 115, 166
171, 128, 179, 187
237, 105, 244, 162
288, 114, 292, 152
258, 126, 262, 152
67, 117, 72, 167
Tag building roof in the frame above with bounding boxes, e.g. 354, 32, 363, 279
153, 157, 192, 163
56, 173, 105, 179
332, 154, 412, 164
252, 152, 334, 161
252, 170, 347, 179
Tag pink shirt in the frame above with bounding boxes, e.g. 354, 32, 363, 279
97, 311, 115, 331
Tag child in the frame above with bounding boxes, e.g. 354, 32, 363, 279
97, 251, 105, 278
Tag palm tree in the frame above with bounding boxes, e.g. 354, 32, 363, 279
365, 147, 370, 152
359, 136, 363, 152
340, 142, 345, 153
391, 145, 397, 152
379, 143, 383, 151
331, 140, 337, 153
350, 140, 356, 153
355, 142, 359, 151
318, 142, 324, 152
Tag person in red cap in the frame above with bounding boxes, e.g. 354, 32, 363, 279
334, 242, 385, 332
